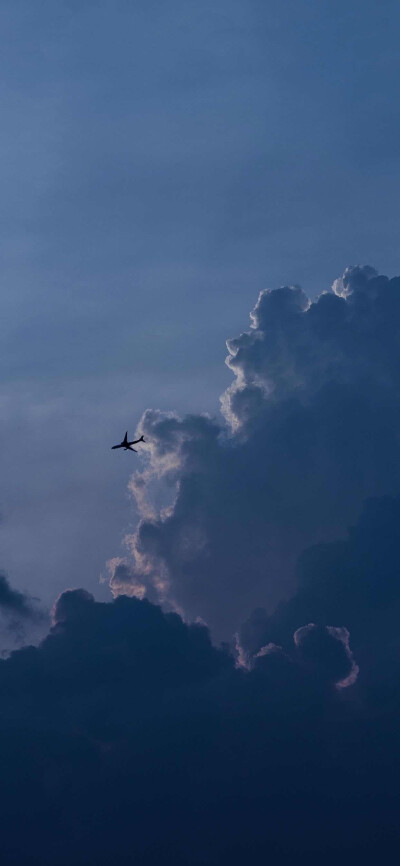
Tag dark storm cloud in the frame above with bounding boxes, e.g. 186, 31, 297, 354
110, 266, 400, 639
0, 590, 360, 863
0, 562, 398, 865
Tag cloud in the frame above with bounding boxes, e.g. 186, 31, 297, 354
111, 266, 400, 639
0, 573, 399, 864
0, 587, 370, 864
238, 495, 400, 707
2, 266, 400, 863
293, 623, 359, 689
0, 572, 36, 618
0, 571, 44, 637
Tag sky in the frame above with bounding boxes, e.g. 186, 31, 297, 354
2, 0, 400, 608
1, 1, 400, 863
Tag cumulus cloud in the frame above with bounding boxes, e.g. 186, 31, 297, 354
1, 571, 400, 864
0, 588, 373, 865
3, 265, 400, 863
237, 495, 400, 711
111, 266, 400, 639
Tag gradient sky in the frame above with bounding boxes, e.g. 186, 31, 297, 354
2, 0, 400, 612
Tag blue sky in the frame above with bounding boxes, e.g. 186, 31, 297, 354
2, 0, 400, 608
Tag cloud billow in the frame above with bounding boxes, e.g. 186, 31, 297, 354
0, 587, 383, 865
110, 266, 400, 639
0, 561, 398, 864
3, 266, 400, 862
238, 495, 400, 703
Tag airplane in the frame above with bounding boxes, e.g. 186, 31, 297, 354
111, 431, 145, 452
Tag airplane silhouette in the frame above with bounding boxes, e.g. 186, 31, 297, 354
111, 431, 145, 452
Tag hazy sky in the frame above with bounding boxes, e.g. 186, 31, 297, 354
2, 0, 400, 612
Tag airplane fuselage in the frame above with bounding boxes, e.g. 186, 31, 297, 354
111, 432, 145, 452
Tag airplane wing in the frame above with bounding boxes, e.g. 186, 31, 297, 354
128, 446, 137, 452
123, 431, 128, 445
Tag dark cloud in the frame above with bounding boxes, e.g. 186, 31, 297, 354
293, 623, 359, 689
2, 266, 400, 863
110, 267, 400, 639
0, 574, 397, 865
0, 572, 36, 617
0, 571, 44, 638
238, 495, 400, 711
2, 504, 399, 865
